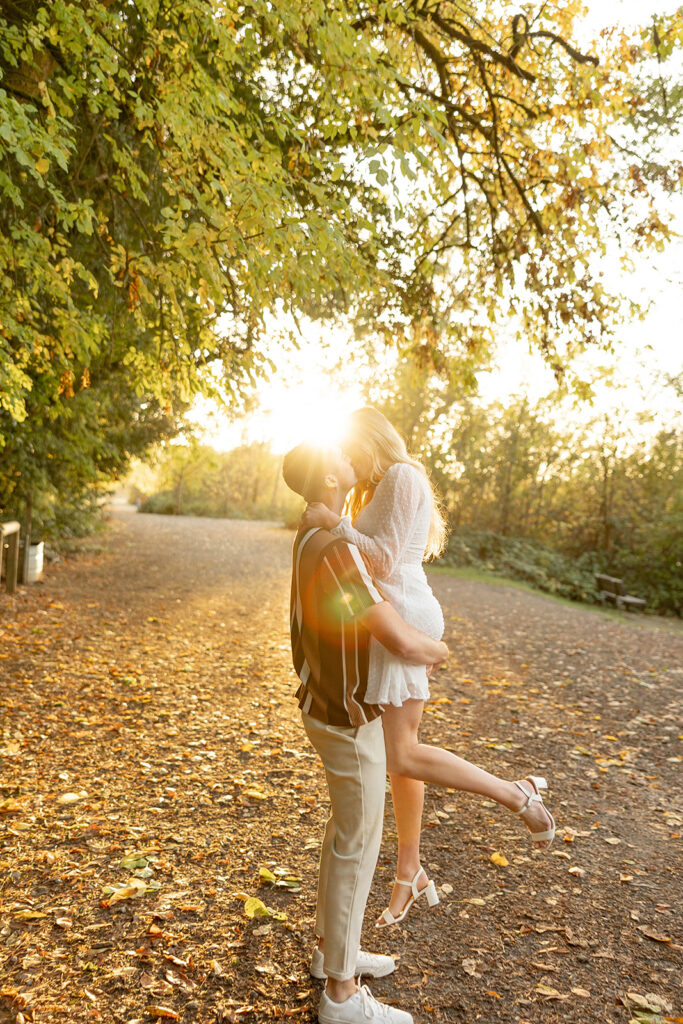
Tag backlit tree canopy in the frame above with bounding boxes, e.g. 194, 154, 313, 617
1, 0, 681, 433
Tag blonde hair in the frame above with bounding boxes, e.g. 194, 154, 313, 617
343, 407, 448, 560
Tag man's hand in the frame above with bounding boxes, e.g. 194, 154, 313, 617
361, 603, 449, 667
426, 644, 449, 677
301, 502, 341, 532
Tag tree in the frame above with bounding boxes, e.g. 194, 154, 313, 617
0, 366, 182, 545
1, 1, 680, 545
2, 1, 681, 429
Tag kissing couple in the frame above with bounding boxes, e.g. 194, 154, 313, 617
283, 407, 556, 1024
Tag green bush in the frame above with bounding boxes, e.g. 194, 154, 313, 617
139, 491, 178, 515
438, 530, 602, 604
439, 529, 681, 614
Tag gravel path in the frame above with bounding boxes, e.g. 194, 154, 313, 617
1, 512, 680, 1024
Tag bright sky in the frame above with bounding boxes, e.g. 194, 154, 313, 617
193, 0, 682, 455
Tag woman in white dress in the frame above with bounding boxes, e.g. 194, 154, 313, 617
302, 408, 555, 929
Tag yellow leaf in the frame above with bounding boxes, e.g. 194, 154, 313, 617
106, 880, 146, 905
244, 897, 270, 918
259, 866, 276, 883
490, 852, 509, 867
14, 910, 48, 920
0, 798, 25, 813
147, 1006, 179, 1020
536, 984, 562, 998
35, 158, 50, 174
57, 791, 88, 805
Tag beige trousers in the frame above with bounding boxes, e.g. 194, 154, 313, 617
301, 712, 386, 981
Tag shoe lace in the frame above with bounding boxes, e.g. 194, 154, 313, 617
358, 985, 392, 1019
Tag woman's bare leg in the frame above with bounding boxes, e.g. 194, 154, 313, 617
383, 700, 554, 849
380, 773, 429, 922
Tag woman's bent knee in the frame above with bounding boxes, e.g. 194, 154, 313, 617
386, 749, 415, 776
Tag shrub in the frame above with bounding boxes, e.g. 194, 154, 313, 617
438, 530, 601, 604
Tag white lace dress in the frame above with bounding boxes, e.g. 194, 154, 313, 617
330, 462, 444, 706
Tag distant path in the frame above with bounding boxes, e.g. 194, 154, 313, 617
1, 513, 680, 1024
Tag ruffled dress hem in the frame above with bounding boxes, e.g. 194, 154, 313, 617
365, 677, 431, 707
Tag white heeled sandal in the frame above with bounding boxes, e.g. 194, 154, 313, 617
513, 775, 556, 849
375, 868, 440, 929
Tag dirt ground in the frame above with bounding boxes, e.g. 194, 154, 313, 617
1, 510, 681, 1024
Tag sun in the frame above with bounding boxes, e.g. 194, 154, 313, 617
254, 370, 364, 454
200, 348, 368, 454
196, 319, 375, 453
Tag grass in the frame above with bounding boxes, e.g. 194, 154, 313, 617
426, 563, 682, 633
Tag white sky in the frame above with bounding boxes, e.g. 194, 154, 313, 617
193, 0, 682, 455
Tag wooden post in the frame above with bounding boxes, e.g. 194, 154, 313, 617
1, 521, 21, 594
22, 491, 33, 585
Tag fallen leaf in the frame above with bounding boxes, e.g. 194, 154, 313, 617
535, 985, 562, 999
57, 791, 88, 805
104, 879, 147, 905
13, 910, 48, 920
259, 866, 276, 883
563, 924, 589, 946
244, 897, 270, 918
571, 988, 591, 997
147, 1006, 179, 1020
121, 855, 148, 870
625, 992, 672, 1013
490, 852, 509, 867
637, 926, 671, 943
604, 837, 621, 845
461, 958, 480, 977
0, 798, 25, 814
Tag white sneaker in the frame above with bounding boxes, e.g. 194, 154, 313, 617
310, 947, 395, 980
318, 984, 413, 1024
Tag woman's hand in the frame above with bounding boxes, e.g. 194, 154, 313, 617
301, 502, 341, 531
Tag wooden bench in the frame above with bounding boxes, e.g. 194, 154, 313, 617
595, 573, 646, 612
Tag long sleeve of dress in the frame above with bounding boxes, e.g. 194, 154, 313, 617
330, 463, 428, 579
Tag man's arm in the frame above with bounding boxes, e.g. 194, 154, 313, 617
360, 601, 448, 667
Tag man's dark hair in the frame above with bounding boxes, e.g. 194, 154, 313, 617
282, 443, 331, 501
